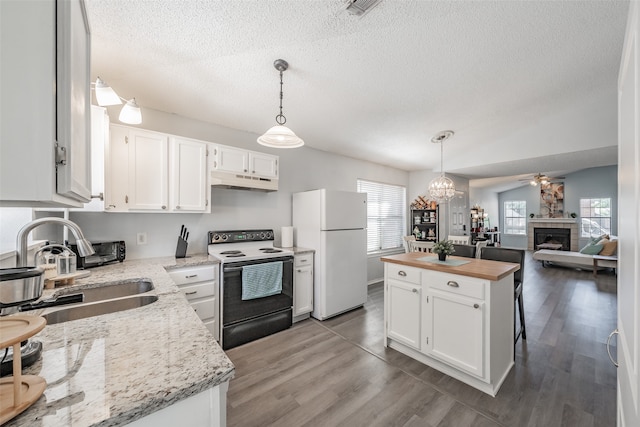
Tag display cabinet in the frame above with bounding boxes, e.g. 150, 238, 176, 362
411, 207, 439, 241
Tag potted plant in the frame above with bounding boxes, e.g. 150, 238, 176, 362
432, 240, 455, 261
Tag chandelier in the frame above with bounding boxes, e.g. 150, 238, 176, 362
428, 130, 456, 202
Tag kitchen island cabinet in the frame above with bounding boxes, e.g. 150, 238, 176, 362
381, 252, 519, 396
5, 255, 233, 427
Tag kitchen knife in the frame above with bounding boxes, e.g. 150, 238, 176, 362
180, 225, 185, 238
185, 231, 189, 241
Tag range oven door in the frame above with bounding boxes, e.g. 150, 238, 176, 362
221, 256, 293, 349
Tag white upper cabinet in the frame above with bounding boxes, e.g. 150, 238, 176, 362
105, 125, 209, 213
249, 152, 278, 179
214, 146, 249, 174
170, 137, 208, 212
0, 0, 92, 207
128, 129, 169, 211
209, 144, 279, 191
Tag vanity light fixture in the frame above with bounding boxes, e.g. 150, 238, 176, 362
257, 59, 304, 149
428, 130, 456, 202
92, 77, 142, 124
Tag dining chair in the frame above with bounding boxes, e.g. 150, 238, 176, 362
447, 235, 471, 245
403, 235, 416, 253
480, 247, 526, 348
410, 240, 434, 253
451, 243, 476, 258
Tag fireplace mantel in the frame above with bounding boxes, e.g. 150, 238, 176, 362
528, 219, 579, 251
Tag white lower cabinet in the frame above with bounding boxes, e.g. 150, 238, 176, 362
427, 289, 484, 377
384, 262, 513, 396
385, 263, 422, 350
293, 253, 314, 322
168, 264, 219, 340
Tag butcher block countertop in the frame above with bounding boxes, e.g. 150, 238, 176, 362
380, 252, 520, 281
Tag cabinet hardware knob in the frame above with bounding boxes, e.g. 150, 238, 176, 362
412, 288, 418, 293
447, 281, 459, 287
607, 329, 619, 367
398, 271, 407, 277
185, 291, 197, 295
176, 205, 181, 209
297, 269, 302, 272
162, 205, 167, 209
185, 274, 198, 278
108, 204, 116, 209
473, 303, 479, 309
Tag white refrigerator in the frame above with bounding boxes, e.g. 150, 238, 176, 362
293, 189, 368, 320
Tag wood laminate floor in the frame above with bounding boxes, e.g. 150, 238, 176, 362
226, 252, 618, 427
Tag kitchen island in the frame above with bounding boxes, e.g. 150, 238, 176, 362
381, 252, 519, 396
4, 255, 234, 427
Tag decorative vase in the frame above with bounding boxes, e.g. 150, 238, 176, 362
438, 253, 446, 261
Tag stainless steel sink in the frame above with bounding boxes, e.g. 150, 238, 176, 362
43, 295, 158, 325
58, 279, 154, 303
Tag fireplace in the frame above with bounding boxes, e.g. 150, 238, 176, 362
527, 218, 578, 251
534, 228, 570, 251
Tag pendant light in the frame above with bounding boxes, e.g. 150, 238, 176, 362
257, 59, 304, 149
428, 130, 456, 202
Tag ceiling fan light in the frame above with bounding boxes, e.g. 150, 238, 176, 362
257, 125, 304, 148
94, 77, 122, 106
530, 180, 537, 186
119, 98, 142, 124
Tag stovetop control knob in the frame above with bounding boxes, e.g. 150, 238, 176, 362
247, 233, 254, 239
265, 231, 272, 239
260, 232, 265, 239
222, 234, 228, 241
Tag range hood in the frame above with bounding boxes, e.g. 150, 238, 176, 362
210, 170, 278, 192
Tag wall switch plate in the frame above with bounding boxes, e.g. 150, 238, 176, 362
137, 232, 147, 245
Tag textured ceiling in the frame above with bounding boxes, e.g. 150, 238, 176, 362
84, 0, 629, 190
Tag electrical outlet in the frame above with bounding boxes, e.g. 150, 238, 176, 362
137, 232, 147, 245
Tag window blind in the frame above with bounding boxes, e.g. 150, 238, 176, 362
357, 180, 406, 253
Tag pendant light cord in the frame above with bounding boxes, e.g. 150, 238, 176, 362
440, 140, 445, 176
276, 70, 286, 125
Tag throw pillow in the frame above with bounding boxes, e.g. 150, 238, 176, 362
590, 234, 609, 244
580, 243, 603, 255
599, 240, 618, 256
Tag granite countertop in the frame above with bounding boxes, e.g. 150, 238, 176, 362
380, 252, 519, 281
4, 254, 234, 427
281, 246, 314, 255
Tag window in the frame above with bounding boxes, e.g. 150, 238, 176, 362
504, 201, 526, 235
580, 198, 611, 237
357, 180, 406, 253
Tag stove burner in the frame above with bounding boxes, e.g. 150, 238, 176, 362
260, 249, 282, 253
220, 250, 242, 255
225, 253, 246, 258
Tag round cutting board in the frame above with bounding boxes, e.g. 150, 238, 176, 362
0, 315, 46, 348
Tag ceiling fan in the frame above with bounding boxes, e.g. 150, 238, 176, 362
520, 173, 565, 186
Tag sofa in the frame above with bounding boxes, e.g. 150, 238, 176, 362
532, 235, 617, 276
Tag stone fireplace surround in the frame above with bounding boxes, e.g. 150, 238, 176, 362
528, 218, 579, 252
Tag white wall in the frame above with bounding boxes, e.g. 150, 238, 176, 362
63, 108, 409, 284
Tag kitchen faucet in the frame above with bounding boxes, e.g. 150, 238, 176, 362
16, 217, 95, 267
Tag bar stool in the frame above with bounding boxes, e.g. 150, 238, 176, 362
480, 247, 526, 346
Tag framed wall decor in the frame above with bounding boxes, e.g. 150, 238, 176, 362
540, 182, 564, 217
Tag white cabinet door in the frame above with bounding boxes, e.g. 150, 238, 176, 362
170, 137, 208, 212
104, 125, 130, 211
249, 152, 278, 179
387, 279, 422, 350
0, 0, 91, 207
79, 106, 109, 211
55, 0, 91, 203
128, 129, 169, 210
293, 255, 314, 317
214, 145, 248, 174
427, 289, 484, 377
616, 2, 640, 425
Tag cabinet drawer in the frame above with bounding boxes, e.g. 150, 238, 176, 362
295, 254, 313, 267
179, 282, 215, 301
386, 263, 421, 284
191, 297, 216, 320
427, 271, 485, 300
168, 266, 216, 285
